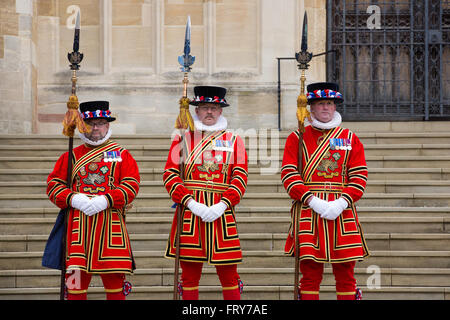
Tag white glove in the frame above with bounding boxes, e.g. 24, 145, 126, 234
308, 196, 330, 215
320, 198, 348, 220
71, 193, 91, 213
202, 201, 227, 223
83, 195, 108, 216
187, 200, 209, 219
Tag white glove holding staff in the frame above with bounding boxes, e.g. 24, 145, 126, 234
320, 198, 348, 221
306, 196, 349, 221
83, 195, 109, 216
186, 199, 228, 223
202, 201, 227, 223
187, 200, 210, 220
307, 196, 330, 216
71, 193, 109, 216
71, 193, 92, 213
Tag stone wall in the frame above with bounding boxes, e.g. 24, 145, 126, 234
0, 0, 37, 134
0, 0, 327, 134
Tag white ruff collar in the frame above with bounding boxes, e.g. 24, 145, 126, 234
79, 128, 112, 147
308, 111, 342, 130
193, 114, 228, 132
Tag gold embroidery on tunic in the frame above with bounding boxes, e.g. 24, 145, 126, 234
83, 186, 106, 193
317, 151, 341, 179
199, 173, 220, 181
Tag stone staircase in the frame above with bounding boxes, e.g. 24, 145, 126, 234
0, 122, 449, 300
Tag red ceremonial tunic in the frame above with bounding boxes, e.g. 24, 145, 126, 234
47, 140, 140, 274
163, 130, 248, 265
282, 125, 370, 263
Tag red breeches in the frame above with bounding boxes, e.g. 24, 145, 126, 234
299, 259, 359, 300
65, 270, 127, 300
180, 261, 242, 300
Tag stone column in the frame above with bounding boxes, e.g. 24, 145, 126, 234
0, 0, 37, 134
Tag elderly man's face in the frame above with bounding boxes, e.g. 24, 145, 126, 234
195, 103, 223, 126
310, 99, 336, 123
84, 119, 110, 142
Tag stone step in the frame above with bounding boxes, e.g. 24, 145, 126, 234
1, 130, 448, 301
1, 206, 449, 219
2, 267, 449, 291
1, 284, 449, 300
3, 180, 449, 194
1, 233, 449, 253
1, 167, 450, 182
0, 216, 447, 236
1, 155, 450, 169
340, 121, 450, 134
1, 250, 449, 270
2, 143, 450, 157
2, 192, 450, 208
362, 144, 450, 156
1, 131, 450, 146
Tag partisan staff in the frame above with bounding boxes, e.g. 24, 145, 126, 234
173, 16, 195, 300
59, 11, 90, 300
293, 11, 313, 301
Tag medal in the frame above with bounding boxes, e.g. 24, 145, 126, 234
329, 138, 336, 150
342, 139, 348, 150
213, 140, 233, 152
103, 151, 122, 162
88, 162, 98, 171
100, 166, 109, 174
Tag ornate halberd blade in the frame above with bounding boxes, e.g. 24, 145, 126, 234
301, 12, 307, 52
68, 10, 83, 70
296, 11, 312, 70
178, 16, 195, 72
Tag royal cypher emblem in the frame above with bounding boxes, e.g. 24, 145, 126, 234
197, 151, 220, 174
317, 150, 341, 179
82, 171, 106, 193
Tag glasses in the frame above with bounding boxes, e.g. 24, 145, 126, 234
311, 101, 336, 108
197, 105, 221, 112
86, 121, 109, 128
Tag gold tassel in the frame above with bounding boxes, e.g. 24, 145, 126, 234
62, 95, 91, 137
175, 97, 194, 132
296, 93, 310, 133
